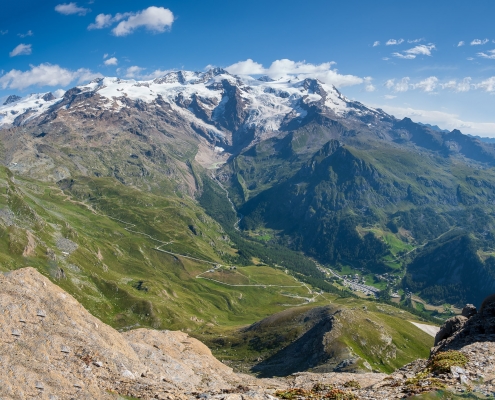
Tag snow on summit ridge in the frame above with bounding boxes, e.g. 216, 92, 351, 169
0, 68, 383, 148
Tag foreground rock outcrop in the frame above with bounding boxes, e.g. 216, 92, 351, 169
1, 267, 494, 399
0, 268, 385, 399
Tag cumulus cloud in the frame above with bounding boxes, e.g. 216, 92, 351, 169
9, 44, 32, 57
385, 78, 411, 92
364, 77, 375, 92
477, 49, 495, 59
123, 66, 145, 78
88, 13, 129, 30
18, 30, 33, 38
0, 63, 101, 90
412, 76, 438, 92
225, 59, 265, 75
471, 39, 489, 45
386, 39, 404, 46
55, 2, 91, 16
393, 44, 436, 59
458, 41, 465, 47
373, 41, 380, 47
104, 57, 118, 66
53, 89, 66, 98
441, 78, 472, 92
225, 59, 363, 88
475, 77, 495, 92
112, 7, 174, 36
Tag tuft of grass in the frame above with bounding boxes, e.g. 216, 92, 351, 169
428, 350, 468, 374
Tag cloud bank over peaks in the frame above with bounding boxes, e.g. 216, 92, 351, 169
55, 2, 91, 16
88, 7, 175, 36
225, 59, 364, 88
385, 76, 495, 93
0, 64, 101, 90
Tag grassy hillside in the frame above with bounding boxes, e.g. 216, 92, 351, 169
0, 164, 439, 375
0, 166, 333, 331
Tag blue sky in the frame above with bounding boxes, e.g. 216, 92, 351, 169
2, 0, 495, 135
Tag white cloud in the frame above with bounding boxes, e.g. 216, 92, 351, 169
477, 49, 495, 59
55, 2, 91, 16
9, 44, 32, 57
393, 44, 436, 59
392, 53, 415, 59
441, 77, 472, 92
373, 41, 380, 47
0, 63, 101, 90
18, 30, 33, 38
384, 77, 410, 92
412, 76, 438, 92
53, 89, 66, 98
382, 57, 390, 61
384, 95, 397, 99
471, 39, 489, 45
225, 59, 265, 75
115, 66, 172, 80
225, 59, 363, 88
475, 77, 495, 92
103, 53, 108, 59
377, 105, 495, 136
384, 79, 395, 89
0, 30, 7, 35
140, 69, 173, 80
457, 41, 465, 47
386, 39, 404, 46
408, 38, 424, 43
112, 7, 174, 36
104, 57, 118, 66
88, 13, 130, 30
364, 77, 375, 92
124, 66, 145, 78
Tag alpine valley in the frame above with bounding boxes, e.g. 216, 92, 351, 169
1, 68, 495, 379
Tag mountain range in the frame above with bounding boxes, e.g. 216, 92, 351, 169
1, 68, 495, 375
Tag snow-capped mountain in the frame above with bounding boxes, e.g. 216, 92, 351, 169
0, 68, 387, 150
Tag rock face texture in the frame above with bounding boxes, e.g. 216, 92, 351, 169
1, 268, 494, 399
0, 267, 240, 399
0, 268, 385, 399
433, 295, 495, 352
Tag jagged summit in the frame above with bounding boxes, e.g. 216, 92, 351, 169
0, 69, 384, 150
2, 94, 22, 105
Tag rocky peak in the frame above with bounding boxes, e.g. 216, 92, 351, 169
3, 94, 22, 105
42, 92, 56, 102
433, 294, 495, 352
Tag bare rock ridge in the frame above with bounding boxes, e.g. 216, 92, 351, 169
433, 295, 495, 352
1, 268, 494, 399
